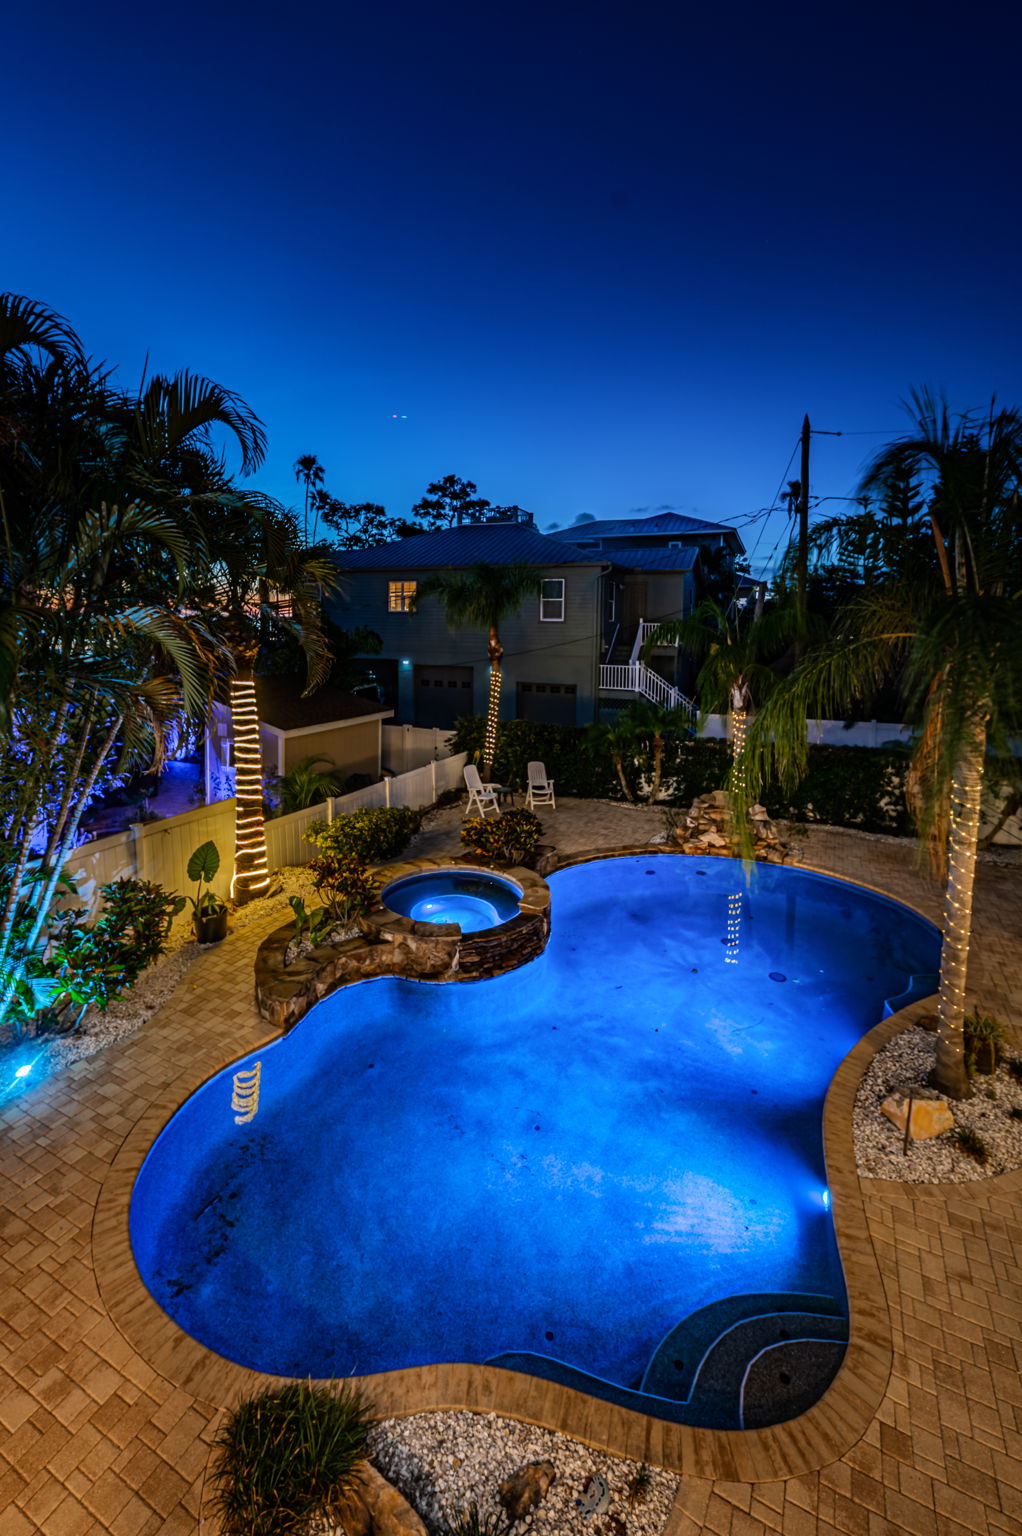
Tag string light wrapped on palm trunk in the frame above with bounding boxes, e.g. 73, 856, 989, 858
230, 677, 271, 901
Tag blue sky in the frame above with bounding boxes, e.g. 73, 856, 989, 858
6, 1, 1021, 573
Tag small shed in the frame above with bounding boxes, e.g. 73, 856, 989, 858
255, 676, 394, 782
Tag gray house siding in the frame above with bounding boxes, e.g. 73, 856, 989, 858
330, 563, 605, 727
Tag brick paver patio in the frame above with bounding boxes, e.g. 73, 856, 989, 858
2, 799, 1020, 1534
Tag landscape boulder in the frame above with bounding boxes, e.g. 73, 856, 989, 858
498, 1461, 557, 1522
881, 1090, 954, 1140
333, 1461, 428, 1536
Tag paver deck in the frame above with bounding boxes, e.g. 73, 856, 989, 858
2, 799, 1021, 1535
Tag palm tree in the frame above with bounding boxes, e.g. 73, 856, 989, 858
193, 494, 340, 901
272, 755, 343, 815
583, 713, 642, 802
615, 700, 689, 804
643, 598, 802, 805
293, 454, 325, 543
0, 293, 274, 1028
746, 390, 1022, 1099
413, 562, 541, 774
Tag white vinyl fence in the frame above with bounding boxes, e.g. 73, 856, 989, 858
699, 715, 914, 748
68, 751, 469, 920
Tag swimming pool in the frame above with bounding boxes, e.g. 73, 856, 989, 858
382, 868, 522, 932
130, 856, 940, 1426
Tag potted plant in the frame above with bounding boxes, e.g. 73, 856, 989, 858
188, 840, 229, 943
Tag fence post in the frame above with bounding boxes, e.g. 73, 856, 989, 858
130, 821, 148, 881
326, 795, 335, 824
430, 759, 437, 802
385, 777, 391, 808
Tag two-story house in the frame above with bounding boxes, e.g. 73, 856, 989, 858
328, 508, 744, 728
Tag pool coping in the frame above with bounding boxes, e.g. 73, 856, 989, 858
94, 846, 951, 1480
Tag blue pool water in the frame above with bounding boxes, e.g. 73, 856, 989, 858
130, 857, 940, 1417
383, 869, 521, 932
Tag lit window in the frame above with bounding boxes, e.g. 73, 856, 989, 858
540, 578, 565, 622
388, 580, 417, 612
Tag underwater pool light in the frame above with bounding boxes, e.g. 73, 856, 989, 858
14, 1064, 31, 1079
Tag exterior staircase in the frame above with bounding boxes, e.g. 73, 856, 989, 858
599, 620, 696, 723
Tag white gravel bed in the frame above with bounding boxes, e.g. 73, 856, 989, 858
369, 1410, 678, 1535
854, 1025, 1022, 1181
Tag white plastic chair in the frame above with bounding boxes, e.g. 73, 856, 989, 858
525, 761, 555, 810
464, 764, 501, 818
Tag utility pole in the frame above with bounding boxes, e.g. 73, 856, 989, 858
797, 413, 811, 621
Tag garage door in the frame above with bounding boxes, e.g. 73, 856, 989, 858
414, 665, 474, 728
516, 681, 577, 726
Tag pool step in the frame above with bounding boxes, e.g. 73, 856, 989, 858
740, 1338, 847, 1429
641, 1291, 845, 1401
681, 1310, 848, 1427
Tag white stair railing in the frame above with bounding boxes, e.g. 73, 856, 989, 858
629, 618, 673, 664
598, 662, 696, 724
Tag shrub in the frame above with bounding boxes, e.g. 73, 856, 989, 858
96, 879, 186, 984
305, 806, 422, 865
309, 852, 380, 925
450, 716, 916, 833
18, 877, 184, 1035
430, 1508, 509, 1536
206, 1380, 375, 1536
951, 1126, 989, 1165
964, 1008, 1008, 1074
460, 808, 543, 865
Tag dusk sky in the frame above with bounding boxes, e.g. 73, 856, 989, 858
7, 1, 1021, 574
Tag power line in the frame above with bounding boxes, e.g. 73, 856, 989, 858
746, 438, 801, 570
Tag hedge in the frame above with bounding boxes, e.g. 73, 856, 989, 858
447, 716, 914, 836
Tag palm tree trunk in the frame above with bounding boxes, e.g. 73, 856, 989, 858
481, 626, 503, 776
932, 725, 985, 1100
647, 733, 664, 804
230, 662, 272, 902
613, 752, 635, 803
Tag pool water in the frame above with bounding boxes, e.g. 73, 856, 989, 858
383, 869, 521, 932
130, 857, 940, 1417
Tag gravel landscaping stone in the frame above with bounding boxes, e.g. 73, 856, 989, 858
853, 1024, 1022, 1181
369, 1411, 678, 1536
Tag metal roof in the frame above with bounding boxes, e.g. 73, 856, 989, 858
604, 547, 699, 572
547, 512, 744, 548
334, 521, 608, 570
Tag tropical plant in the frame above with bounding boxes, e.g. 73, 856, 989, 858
308, 852, 380, 925
414, 563, 542, 773
305, 805, 422, 864
951, 1125, 989, 1165
206, 1379, 375, 1536
292, 452, 325, 544
191, 494, 341, 901
271, 755, 343, 816
643, 597, 805, 807
614, 699, 691, 804
460, 807, 543, 864
964, 1008, 1008, 1075
581, 714, 643, 802
96, 878, 186, 979
187, 840, 226, 918
0, 294, 263, 1033
14, 877, 184, 1035
745, 389, 1022, 1098
286, 894, 332, 948
430, 1508, 510, 1536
